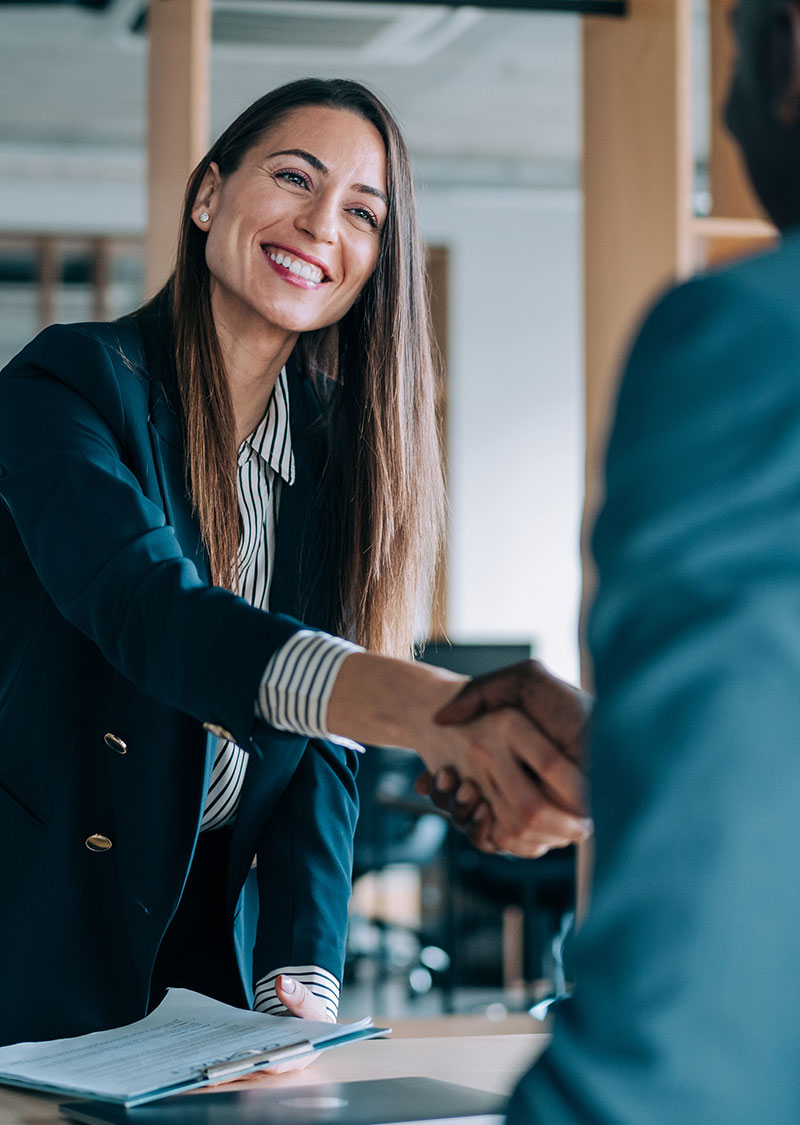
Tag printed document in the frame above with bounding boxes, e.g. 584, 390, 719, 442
0, 988, 380, 1106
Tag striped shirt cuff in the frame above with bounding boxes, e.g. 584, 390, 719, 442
257, 630, 364, 751
253, 965, 340, 1022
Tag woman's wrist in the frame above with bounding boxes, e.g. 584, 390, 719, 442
325, 651, 466, 756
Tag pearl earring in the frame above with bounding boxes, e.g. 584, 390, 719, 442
199, 212, 210, 223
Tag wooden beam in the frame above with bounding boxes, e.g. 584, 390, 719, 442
579, 0, 694, 920
581, 0, 694, 680
145, 0, 211, 298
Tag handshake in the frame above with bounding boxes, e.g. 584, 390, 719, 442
330, 652, 593, 861
415, 660, 593, 859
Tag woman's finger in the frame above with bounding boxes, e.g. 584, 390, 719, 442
274, 976, 334, 1022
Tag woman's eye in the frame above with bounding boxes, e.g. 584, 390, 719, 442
274, 169, 310, 189
349, 206, 379, 229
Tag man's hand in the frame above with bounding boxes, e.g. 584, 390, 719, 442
435, 660, 591, 764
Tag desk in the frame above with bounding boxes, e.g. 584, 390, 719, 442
0, 1027, 548, 1125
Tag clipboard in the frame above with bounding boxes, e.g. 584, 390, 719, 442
0, 990, 388, 1107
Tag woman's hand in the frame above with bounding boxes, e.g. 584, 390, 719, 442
326, 652, 592, 857
414, 768, 495, 850
266, 976, 335, 1074
219, 976, 335, 1082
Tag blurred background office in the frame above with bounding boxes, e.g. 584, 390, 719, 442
0, 0, 768, 1025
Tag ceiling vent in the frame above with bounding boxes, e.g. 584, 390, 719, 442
124, 1, 481, 65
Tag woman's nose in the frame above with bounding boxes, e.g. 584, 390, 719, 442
297, 194, 339, 244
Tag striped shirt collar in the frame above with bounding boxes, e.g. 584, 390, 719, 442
237, 364, 296, 485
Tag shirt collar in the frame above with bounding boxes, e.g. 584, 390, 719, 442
237, 365, 296, 485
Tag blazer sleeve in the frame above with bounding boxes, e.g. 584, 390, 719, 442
0, 323, 309, 753
251, 737, 360, 989
508, 267, 800, 1123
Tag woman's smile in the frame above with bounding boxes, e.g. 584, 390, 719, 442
262, 244, 330, 288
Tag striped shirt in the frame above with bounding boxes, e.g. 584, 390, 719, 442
199, 365, 361, 1021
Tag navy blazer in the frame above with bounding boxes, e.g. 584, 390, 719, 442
0, 303, 359, 1045
509, 232, 800, 1121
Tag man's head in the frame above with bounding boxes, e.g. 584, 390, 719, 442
726, 0, 800, 231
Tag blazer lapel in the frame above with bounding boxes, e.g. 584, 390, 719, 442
138, 303, 211, 586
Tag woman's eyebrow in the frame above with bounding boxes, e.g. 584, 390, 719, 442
267, 147, 327, 173
355, 183, 389, 208
267, 148, 388, 207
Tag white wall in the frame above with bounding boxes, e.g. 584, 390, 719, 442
419, 186, 584, 683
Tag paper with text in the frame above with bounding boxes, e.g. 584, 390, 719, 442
0, 989, 377, 1106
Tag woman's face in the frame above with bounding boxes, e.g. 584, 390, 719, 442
194, 105, 388, 343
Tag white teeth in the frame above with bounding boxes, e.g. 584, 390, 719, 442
267, 249, 323, 284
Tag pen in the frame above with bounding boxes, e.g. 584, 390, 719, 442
203, 1040, 314, 1081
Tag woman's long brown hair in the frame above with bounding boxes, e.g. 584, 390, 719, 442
154, 78, 443, 658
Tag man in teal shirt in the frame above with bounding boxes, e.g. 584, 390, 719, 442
442, 0, 800, 1118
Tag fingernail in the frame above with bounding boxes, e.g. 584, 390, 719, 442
456, 782, 472, 803
281, 976, 298, 994
435, 767, 453, 789
471, 804, 489, 823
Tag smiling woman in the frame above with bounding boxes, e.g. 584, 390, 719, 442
0, 77, 589, 1052
169, 82, 436, 652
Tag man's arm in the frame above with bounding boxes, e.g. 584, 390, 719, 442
511, 260, 800, 1122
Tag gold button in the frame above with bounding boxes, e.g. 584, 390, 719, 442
203, 722, 235, 742
85, 833, 113, 853
104, 732, 127, 755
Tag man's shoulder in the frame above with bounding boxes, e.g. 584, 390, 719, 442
625, 234, 800, 389
708, 228, 800, 303
657, 232, 799, 326
605, 232, 800, 516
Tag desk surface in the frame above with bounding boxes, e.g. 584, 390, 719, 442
0, 1030, 548, 1125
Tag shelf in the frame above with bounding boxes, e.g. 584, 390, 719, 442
691, 215, 777, 243
691, 215, 777, 268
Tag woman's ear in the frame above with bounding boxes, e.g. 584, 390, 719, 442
773, 2, 800, 126
191, 162, 221, 229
